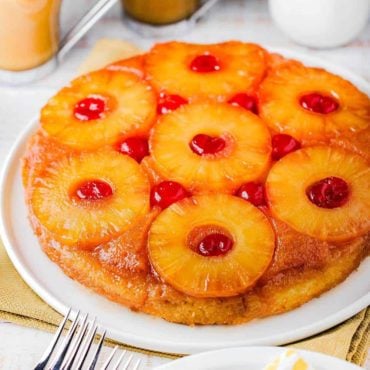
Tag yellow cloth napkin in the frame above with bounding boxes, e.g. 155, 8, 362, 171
0, 39, 369, 365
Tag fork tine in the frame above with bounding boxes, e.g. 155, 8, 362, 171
132, 359, 142, 370
101, 345, 118, 370
33, 308, 71, 370
86, 330, 106, 370
60, 313, 88, 369
122, 354, 133, 370
111, 350, 126, 370
73, 319, 98, 370
48, 310, 81, 369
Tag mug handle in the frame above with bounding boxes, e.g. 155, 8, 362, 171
57, 0, 118, 62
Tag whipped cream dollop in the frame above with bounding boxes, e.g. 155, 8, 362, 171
263, 349, 315, 370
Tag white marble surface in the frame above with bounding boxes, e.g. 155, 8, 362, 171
0, 0, 369, 369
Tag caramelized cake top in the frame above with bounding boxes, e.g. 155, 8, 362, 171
23, 42, 370, 325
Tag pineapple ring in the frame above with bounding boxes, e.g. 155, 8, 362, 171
148, 194, 275, 298
266, 146, 370, 241
150, 102, 272, 192
259, 62, 370, 141
107, 55, 145, 78
145, 41, 267, 101
41, 69, 156, 150
30, 150, 150, 248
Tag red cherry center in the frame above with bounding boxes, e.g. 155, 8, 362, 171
271, 134, 301, 161
306, 177, 349, 209
190, 134, 226, 156
117, 137, 149, 162
236, 182, 267, 207
157, 94, 188, 114
196, 233, 233, 257
300, 93, 339, 114
190, 54, 221, 73
228, 93, 258, 114
150, 181, 189, 209
74, 96, 107, 121
75, 180, 113, 200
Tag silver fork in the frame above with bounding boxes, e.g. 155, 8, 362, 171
34, 308, 141, 370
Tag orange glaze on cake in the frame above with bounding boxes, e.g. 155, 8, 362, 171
23, 42, 370, 325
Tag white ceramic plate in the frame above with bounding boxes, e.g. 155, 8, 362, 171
154, 347, 363, 369
1, 49, 370, 355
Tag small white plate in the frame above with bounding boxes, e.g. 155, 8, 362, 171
155, 347, 363, 370
0, 48, 369, 355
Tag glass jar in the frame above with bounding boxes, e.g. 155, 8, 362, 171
0, 0, 61, 72
122, 0, 200, 25
0, 0, 117, 85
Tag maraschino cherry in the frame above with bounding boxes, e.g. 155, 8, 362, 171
117, 137, 149, 162
190, 134, 226, 156
236, 182, 267, 207
196, 233, 233, 257
306, 176, 349, 209
151, 181, 189, 209
271, 134, 301, 161
74, 96, 106, 121
228, 93, 258, 114
157, 94, 188, 114
75, 180, 113, 200
190, 54, 221, 73
300, 93, 339, 114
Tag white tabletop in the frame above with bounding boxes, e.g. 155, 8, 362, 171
0, 0, 369, 368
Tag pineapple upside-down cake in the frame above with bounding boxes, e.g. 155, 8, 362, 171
23, 42, 370, 325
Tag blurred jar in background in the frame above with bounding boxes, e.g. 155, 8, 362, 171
122, 0, 200, 25
269, 0, 369, 48
0, 0, 61, 71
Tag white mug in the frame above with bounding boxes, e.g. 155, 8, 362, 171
269, 0, 370, 48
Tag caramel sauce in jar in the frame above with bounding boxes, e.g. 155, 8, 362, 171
122, 0, 199, 25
